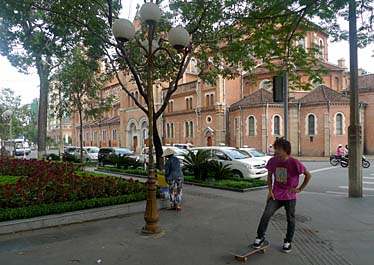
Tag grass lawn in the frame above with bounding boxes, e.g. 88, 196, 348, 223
0, 176, 23, 185
97, 166, 148, 176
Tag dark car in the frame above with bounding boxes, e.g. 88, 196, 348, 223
98, 147, 138, 166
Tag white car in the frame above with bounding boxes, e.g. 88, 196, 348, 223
139, 146, 188, 167
74, 146, 100, 162
190, 146, 268, 179
240, 148, 273, 164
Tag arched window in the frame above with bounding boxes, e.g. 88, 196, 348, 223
335, 113, 344, 135
112, 129, 117, 140
190, 58, 197, 73
273, 115, 281, 136
166, 123, 170, 138
189, 121, 194, 137
307, 114, 316, 135
247, 116, 256, 136
319, 39, 324, 59
185, 121, 189, 137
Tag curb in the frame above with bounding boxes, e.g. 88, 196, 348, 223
0, 199, 168, 235
95, 168, 147, 179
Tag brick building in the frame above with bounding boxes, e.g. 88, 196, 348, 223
69, 25, 374, 156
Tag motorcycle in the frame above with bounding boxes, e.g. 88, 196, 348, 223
340, 155, 370, 168
329, 155, 342, 166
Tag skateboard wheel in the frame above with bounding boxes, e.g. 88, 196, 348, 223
243, 257, 248, 262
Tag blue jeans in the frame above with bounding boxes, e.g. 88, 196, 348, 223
256, 199, 296, 242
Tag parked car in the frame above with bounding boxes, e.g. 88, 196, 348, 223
74, 146, 100, 162
139, 146, 188, 167
14, 141, 31, 156
173, 143, 195, 149
98, 147, 138, 166
190, 146, 267, 179
240, 147, 272, 164
64, 146, 78, 155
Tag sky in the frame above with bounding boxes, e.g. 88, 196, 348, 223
0, 0, 373, 104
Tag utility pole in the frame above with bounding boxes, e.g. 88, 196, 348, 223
348, 0, 363, 197
283, 71, 288, 140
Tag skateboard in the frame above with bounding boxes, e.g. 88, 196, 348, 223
231, 240, 269, 262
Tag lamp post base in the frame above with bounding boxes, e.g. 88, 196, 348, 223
142, 225, 162, 234
142, 176, 161, 234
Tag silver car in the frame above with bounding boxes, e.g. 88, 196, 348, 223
74, 146, 100, 162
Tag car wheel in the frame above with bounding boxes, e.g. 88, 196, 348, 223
232, 170, 243, 179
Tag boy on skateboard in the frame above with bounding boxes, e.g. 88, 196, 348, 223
253, 138, 312, 253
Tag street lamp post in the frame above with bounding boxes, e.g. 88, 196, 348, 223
3, 110, 13, 157
112, 2, 190, 234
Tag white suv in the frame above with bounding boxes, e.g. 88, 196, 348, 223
190, 146, 268, 179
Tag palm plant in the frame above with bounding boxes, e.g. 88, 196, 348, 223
183, 150, 211, 180
208, 160, 233, 180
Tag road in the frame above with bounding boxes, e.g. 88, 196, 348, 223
302, 160, 374, 197
17, 150, 60, 160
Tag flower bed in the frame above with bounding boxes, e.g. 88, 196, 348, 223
0, 158, 147, 221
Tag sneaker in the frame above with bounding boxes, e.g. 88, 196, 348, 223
282, 240, 292, 253
253, 237, 265, 249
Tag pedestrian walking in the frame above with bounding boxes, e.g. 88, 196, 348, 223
163, 148, 183, 211
267, 145, 274, 156
253, 138, 312, 253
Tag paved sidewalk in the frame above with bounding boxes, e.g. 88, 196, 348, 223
0, 183, 373, 265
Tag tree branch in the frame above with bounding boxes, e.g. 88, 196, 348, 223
115, 45, 149, 105
156, 49, 192, 118
103, 47, 148, 113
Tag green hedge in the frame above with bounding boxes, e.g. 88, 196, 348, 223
184, 176, 267, 189
0, 192, 146, 222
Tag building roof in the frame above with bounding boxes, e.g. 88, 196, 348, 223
230, 89, 274, 109
230, 85, 352, 109
250, 61, 345, 76
358, 74, 374, 90
298, 85, 350, 104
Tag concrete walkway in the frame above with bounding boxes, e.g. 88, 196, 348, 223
0, 181, 373, 264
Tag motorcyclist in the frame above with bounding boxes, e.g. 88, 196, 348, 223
344, 145, 349, 156
337, 144, 343, 158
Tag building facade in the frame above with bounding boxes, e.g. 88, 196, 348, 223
70, 26, 374, 156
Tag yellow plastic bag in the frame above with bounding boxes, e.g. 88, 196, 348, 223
157, 174, 169, 187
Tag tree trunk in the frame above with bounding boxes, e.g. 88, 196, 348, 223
79, 106, 84, 163
35, 56, 50, 159
153, 116, 163, 170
